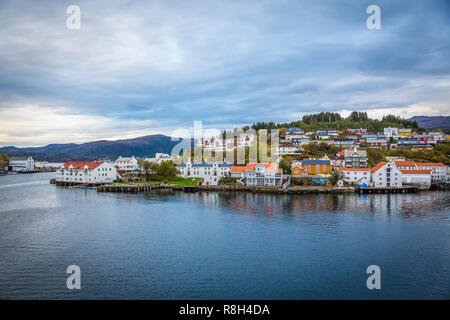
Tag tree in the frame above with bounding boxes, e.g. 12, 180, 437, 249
279, 156, 293, 174
329, 169, 340, 185
154, 161, 179, 178
142, 161, 152, 175
367, 149, 385, 167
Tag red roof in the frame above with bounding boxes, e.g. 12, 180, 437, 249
62, 161, 104, 170
339, 168, 370, 172
230, 166, 246, 173
370, 162, 387, 173
245, 163, 277, 172
400, 170, 431, 175
415, 162, 445, 167
394, 161, 416, 167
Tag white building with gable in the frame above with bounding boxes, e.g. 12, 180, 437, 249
56, 161, 117, 184
177, 161, 232, 185
9, 156, 35, 172
370, 162, 402, 188
115, 156, 139, 171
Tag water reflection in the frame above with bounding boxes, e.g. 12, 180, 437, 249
155, 191, 450, 221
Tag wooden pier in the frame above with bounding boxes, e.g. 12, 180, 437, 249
96, 183, 194, 194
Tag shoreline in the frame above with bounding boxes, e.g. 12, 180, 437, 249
51, 178, 448, 194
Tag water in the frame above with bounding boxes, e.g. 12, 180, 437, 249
0, 172, 449, 299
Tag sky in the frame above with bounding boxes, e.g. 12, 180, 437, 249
0, 0, 449, 147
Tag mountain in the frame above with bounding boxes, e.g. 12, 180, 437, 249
0, 134, 190, 162
409, 116, 450, 131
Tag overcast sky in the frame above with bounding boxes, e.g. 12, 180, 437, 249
0, 0, 449, 147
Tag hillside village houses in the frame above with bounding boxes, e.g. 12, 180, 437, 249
346, 128, 368, 135
286, 127, 304, 135
315, 129, 339, 139
275, 144, 302, 155
398, 128, 413, 137
196, 133, 256, 152
56, 161, 118, 184
115, 156, 139, 171
384, 127, 399, 139
290, 136, 312, 146
9, 156, 34, 172
177, 161, 232, 185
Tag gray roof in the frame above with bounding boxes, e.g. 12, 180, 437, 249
344, 149, 367, 157
9, 156, 31, 161
302, 160, 331, 165
116, 156, 134, 161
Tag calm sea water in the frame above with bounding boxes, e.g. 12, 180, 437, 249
0, 172, 449, 299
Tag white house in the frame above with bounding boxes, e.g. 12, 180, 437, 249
35, 161, 63, 169
56, 161, 117, 184
338, 168, 371, 184
290, 137, 312, 146
144, 153, 173, 165
177, 161, 232, 185
230, 166, 246, 178
9, 156, 34, 172
415, 162, 446, 182
401, 170, 431, 187
275, 144, 302, 155
237, 133, 255, 148
115, 156, 139, 171
316, 129, 339, 139
370, 162, 402, 188
244, 163, 283, 186
384, 127, 398, 139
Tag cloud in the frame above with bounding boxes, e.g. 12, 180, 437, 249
0, 0, 449, 146
0, 101, 161, 146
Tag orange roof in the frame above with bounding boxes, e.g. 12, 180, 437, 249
400, 170, 431, 175
62, 161, 104, 170
415, 162, 445, 167
245, 163, 277, 172
338, 168, 370, 172
370, 162, 387, 173
394, 161, 416, 167
230, 166, 246, 173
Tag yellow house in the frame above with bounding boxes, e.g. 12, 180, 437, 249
411, 145, 433, 152
398, 128, 413, 137
301, 159, 332, 175
291, 162, 304, 176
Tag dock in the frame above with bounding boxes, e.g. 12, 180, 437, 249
97, 183, 190, 193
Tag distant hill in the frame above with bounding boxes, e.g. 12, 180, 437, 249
0, 134, 191, 162
409, 116, 450, 131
